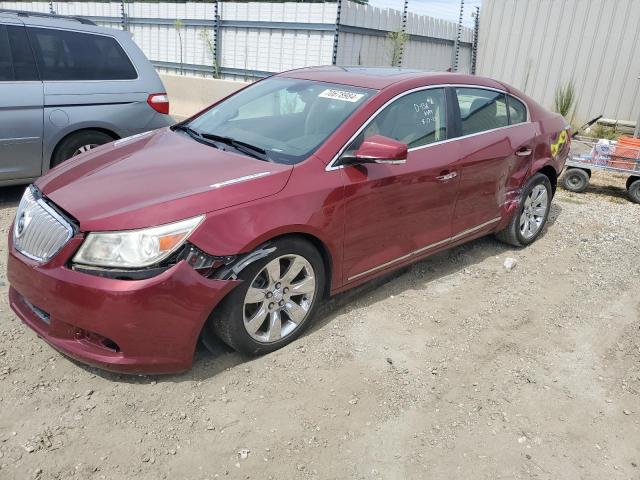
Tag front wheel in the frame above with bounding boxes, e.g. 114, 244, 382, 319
207, 237, 325, 355
495, 173, 552, 247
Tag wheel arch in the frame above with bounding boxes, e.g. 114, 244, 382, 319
243, 231, 334, 299
535, 164, 559, 196
49, 127, 120, 169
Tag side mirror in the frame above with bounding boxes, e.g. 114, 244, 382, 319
340, 135, 408, 166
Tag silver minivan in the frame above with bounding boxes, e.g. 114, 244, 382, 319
0, 9, 172, 186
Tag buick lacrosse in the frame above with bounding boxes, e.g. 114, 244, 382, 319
7, 67, 569, 373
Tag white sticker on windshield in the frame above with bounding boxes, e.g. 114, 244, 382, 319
318, 89, 365, 103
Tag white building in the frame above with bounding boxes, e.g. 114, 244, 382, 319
477, 0, 640, 126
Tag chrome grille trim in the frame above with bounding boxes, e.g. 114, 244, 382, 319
14, 187, 73, 263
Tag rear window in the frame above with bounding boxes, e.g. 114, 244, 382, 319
456, 87, 509, 136
0, 24, 39, 81
28, 27, 137, 81
508, 95, 527, 124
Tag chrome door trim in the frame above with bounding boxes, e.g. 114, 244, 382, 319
326, 84, 531, 172
346, 217, 501, 281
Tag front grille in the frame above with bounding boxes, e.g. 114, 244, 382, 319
14, 187, 73, 263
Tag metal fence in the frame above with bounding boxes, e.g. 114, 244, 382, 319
1, 1, 475, 80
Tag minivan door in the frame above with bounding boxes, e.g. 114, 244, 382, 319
0, 23, 43, 180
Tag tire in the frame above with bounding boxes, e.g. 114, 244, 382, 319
207, 237, 325, 356
52, 130, 115, 167
561, 168, 590, 193
627, 179, 640, 204
626, 176, 639, 191
495, 172, 553, 247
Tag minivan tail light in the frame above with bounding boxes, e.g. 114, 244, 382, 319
147, 93, 169, 114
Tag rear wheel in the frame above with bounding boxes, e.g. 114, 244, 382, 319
52, 130, 115, 167
207, 237, 325, 355
627, 178, 640, 204
561, 168, 590, 193
495, 173, 552, 247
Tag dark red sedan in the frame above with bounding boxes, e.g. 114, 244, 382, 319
7, 67, 570, 374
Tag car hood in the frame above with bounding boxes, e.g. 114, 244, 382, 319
36, 128, 293, 232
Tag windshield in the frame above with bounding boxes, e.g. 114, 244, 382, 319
186, 77, 375, 164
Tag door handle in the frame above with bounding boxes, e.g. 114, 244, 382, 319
516, 148, 532, 157
436, 171, 457, 181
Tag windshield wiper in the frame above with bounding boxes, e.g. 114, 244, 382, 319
173, 124, 227, 151
200, 133, 271, 162
172, 124, 203, 140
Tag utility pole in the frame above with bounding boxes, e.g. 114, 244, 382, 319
452, 0, 464, 72
214, 0, 221, 78
120, 1, 128, 31
397, 0, 408, 68
471, 6, 479, 74
635, 76, 640, 138
332, 0, 343, 65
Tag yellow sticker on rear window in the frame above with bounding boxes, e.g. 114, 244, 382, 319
318, 89, 365, 103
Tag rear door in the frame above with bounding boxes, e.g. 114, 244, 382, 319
0, 21, 44, 180
451, 87, 536, 235
26, 26, 150, 144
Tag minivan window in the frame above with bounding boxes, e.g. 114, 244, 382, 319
28, 27, 137, 81
456, 87, 508, 135
0, 25, 39, 81
508, 95, 527, 124
187, 77, 374, 164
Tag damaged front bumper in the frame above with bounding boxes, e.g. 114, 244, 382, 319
7, 239, 240, 374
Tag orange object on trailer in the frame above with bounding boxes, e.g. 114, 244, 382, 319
611, 136, 640, 170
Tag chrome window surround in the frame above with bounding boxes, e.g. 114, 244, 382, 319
347, 217, 501, 281
326, 84, 531, 171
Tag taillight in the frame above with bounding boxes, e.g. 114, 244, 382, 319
147, 93, 169, 114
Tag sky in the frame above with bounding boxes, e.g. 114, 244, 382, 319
367, 0, 482, 27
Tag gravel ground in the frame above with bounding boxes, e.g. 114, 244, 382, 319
0, 171, 639, 480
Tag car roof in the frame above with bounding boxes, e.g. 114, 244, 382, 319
279, 66, 508, 92
0, 9, 117, 35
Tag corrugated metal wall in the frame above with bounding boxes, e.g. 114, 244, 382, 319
477, 0, 640, 123
1, 1, 474, 79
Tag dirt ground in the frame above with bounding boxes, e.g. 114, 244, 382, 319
0, 171, 638, 480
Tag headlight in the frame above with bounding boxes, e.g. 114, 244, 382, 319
73, 215, 204, 268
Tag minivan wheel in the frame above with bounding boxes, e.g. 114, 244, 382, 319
207, 237, 325, 356
495, 173, 552, 247
52, 130, 115, 167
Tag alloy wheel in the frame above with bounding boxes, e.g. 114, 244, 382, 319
72, 144, 99, 156
519, 184, 548, 239
243, 254, 316, 343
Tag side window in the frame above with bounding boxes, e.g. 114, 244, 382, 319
508, 95, 527, 124
456, 88, 508, 136
28, 27, 137, 81
346, 88, 447, 153
0, 25, 39, 81
0, 25, 11, 81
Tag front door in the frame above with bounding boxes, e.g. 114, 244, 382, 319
0, 23, 43, 180
340, 87, 460, 283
